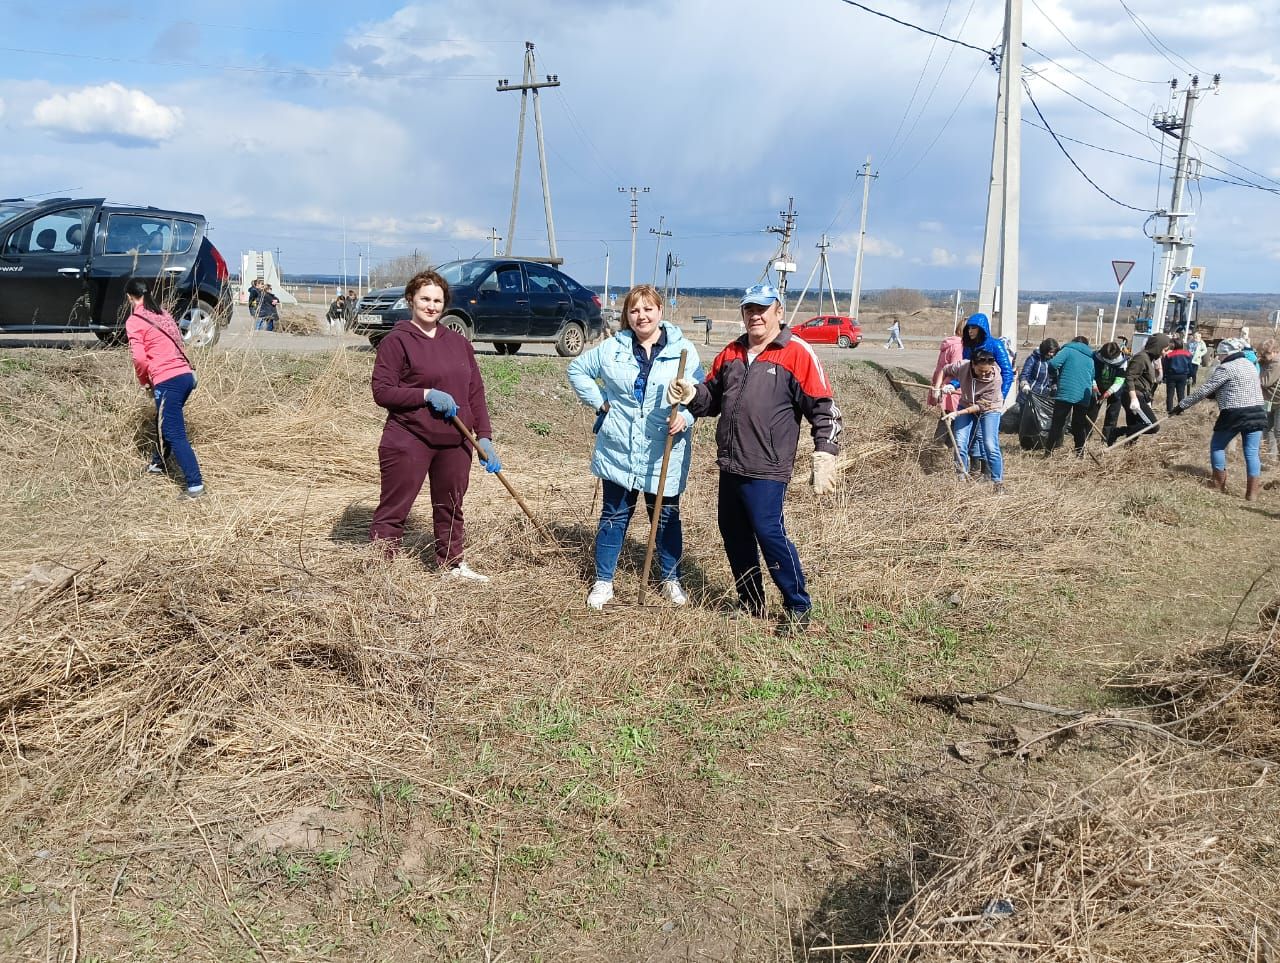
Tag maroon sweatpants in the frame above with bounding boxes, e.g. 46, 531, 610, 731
369, 422, 472, 566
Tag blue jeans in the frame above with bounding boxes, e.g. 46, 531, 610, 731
152, 372, 202, 488
1211, 429, 1262, 478
952, 411, 1003, 481
717, 472, 809, 615
594, 479, 682, 582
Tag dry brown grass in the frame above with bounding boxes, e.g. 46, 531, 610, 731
0, 346, 1276, 960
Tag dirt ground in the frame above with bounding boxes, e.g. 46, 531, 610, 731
1, 341, 1278, 961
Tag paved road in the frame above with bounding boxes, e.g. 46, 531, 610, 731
1, 306, 942, 379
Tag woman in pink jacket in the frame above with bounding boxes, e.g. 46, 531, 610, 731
124, 278, 204, 498
929, 318, 964, 414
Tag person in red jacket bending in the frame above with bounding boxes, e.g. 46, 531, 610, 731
369, 270, 501, 581
666, 283, 842, 636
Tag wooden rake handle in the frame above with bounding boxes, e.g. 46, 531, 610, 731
450, 415, 543, 530
639, 349, 689, 604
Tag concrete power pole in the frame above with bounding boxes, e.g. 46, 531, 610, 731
1150, 75, 1216, 339
976, 0, 1022, 348
849, 156, 878, 319
619, 186, 649, 288
497, 42, 562, 264
650, 216, 672, 285
487, 227, 502, 257
766, 198, 798, 302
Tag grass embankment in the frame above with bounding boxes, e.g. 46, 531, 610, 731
1, 347, 1276, 961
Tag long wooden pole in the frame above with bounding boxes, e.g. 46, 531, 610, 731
450, 415, 545, 531
1101, 411, 1170, 451
638, 350, 688, 604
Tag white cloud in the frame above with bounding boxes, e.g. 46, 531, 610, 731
32, 82, 182, 144
929, 247, 959, 267
830, 233, 904, 258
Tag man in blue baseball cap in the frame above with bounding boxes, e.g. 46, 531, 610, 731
667, 281, 842, 635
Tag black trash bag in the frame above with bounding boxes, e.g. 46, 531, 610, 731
1018, 393, 1054, 450
999, 400, 1023, 434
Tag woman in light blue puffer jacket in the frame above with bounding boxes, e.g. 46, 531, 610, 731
567, 285, 704, 610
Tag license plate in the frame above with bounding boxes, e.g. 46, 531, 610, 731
356, 314, 382, 324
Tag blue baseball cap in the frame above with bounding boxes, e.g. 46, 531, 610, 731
740, 283, 781, 307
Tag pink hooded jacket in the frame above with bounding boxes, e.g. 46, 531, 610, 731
125, 306, 192, 388
930, 334, 963, 413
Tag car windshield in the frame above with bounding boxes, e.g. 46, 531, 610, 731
0, 203, 33, 227
437, 260, 493, 288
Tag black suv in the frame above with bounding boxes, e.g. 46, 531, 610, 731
353, 258, 603, 356
0, 197, 232, 347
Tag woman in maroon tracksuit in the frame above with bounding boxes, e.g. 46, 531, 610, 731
369, 270, 501, 581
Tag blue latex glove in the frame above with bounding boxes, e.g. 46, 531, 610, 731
424, 388, 457, 418
476, 438, 501, 473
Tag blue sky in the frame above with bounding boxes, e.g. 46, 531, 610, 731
2, 0, 1278, 293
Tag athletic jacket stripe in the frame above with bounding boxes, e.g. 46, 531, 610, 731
692, 327, 842, 482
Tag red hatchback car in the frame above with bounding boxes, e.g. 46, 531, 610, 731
793, 315, 862, 348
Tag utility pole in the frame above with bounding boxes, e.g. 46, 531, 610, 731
976, 0, 1022, 349
650, 215, 672, 285
619, 186, 650, 288
670, 254, 683, 310
789, 233, 840, 326
487, 227, 502, 257
1150, 75, 1217, 340
599, 240, 610, 309
497, 42, 562, 264
765, 197, 798, 302
849, 157, 878, 319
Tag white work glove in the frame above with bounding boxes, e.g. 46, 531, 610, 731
666, 378, 697, 406
1128, 396, 1141, 413
1019, 382, 1031, 395
811, 451, 838, 495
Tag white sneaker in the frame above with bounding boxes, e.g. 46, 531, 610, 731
586, 580, 614, 610
662, 580, 688, 606
447, 562, 490, 583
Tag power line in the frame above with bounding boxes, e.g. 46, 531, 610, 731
1020, 118, 1279, 193
881, 0, 955, 165
1021, 78, 1153, 213
896, 55, 990, 181
1027, 70, 1280, 195
832, 0, 993, 56
886, 0, 982, 168
1025, 0, 1164, 85
1023, 42, 1151, 119
1116, 0, 1205, 76
549, 88, 620, 184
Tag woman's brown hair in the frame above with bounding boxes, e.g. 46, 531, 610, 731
405, 269, 450, 308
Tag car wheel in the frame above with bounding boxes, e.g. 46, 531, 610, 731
94, 328, 127, 347
180, 299, 222, 348
838, 335, 852, 348
555, 321, 586, 358
443, 314, 473, 341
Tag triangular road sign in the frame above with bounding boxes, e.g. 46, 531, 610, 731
1112, 260, 1135, 286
